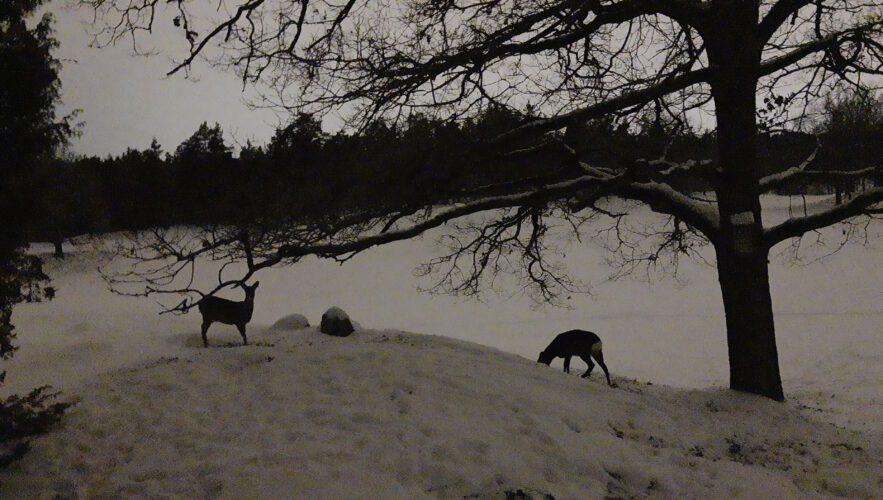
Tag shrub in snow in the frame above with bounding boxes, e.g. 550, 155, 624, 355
503, 488, 555, 500
320, 307, 354, 337
270, 314, 311, 331
0, 386, 72, 468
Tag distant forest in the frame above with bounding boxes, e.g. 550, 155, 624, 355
29, 102, 883, 255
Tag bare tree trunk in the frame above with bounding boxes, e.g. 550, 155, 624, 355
52, 235, 64, 260
707, 3, 784, 400
715, 245, 784, 400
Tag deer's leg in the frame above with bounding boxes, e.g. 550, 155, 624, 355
237, 323, 248, 345
201, 321, 211, 348
563, 356, 571, 374
579, 355, 595, 378
592, 347, 612, 386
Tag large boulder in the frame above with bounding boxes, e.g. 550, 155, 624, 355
270, 313, 310, 331
320, 306, 355, 337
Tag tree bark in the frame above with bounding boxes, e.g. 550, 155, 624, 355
715, 245, 784, 401
707, 2, 785, 400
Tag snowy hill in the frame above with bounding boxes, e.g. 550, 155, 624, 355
2, 326, 880, 498
2, 196, 882, 497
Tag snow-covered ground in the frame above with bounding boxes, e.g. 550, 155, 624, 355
3, 327, 881, 498
1, 195, 881, 497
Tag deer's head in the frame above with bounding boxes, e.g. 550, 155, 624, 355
239, 281, 260, 300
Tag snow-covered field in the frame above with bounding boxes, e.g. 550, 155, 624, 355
1, 195, 881, 497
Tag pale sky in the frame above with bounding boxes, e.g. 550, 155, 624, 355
46, 3, 280, 158
42, 2, 850, 158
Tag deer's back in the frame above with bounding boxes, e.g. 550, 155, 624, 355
198, 296, 253, 324
547, 329, 601, 355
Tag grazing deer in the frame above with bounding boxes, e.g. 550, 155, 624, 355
197, 281, 259, 347
537, 329, 611, 385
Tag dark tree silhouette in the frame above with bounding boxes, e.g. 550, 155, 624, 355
79, 0, 883, 400
814, 90, 883, 203
1, 0, 69, 365
31, 158, 95, 257
0, 0, 75, 459
171, 122, 239, 223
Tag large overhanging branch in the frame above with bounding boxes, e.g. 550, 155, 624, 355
272, 176, 605, 263
78, 1, 883, 125
116, 138, 715, 304
479, 8, 883, 146
758, 137, 821, 192
763, 187, 883, 247
100, 224, 320, 314
78, 0, 714, 127
758, 19, 883, 78
379, 0, 707, 76
759, 0, 815, 43
260, 155, 720, 264
329, 2, 709, 125
762, 166, 880, 192
617, 181, 720, 240
564, 147, 720, 239
758, 135, 881, 193
489, 66, 715, 146
145, 0, 711, 78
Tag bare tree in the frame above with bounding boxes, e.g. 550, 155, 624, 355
78, 0, 883, 401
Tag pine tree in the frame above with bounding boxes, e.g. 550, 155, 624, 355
0, 0, 75, 463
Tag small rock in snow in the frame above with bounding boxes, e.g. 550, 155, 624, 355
320, 306, 355, 337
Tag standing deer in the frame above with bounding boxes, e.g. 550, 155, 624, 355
197, 281, 259, 347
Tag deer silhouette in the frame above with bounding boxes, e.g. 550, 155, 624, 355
197, 281, 259, 347
538, 329, 611, 385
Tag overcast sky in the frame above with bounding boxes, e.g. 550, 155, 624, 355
46, 3, 280, 158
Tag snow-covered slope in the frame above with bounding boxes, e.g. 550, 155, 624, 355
2, 195, 881, 497
7, 197, 882, 435
2, 327, 880, 498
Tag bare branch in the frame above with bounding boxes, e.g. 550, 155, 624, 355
166, 0, 267, 76
765, 166, 879, 192
759, 0, 814, 42
490, 66, 714, 146
764, 187, 883, 247
618, 181, 720, 241
758, 136, 820, 192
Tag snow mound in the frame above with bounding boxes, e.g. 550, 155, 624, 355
2, 328, 879, 498
270, 313, 311, 331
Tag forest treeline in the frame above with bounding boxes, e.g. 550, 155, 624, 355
29, 98, 883, 252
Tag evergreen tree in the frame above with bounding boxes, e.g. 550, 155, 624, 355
172, 122, 237, 223
0, 0, 74, 461
816, 90, 883, 202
